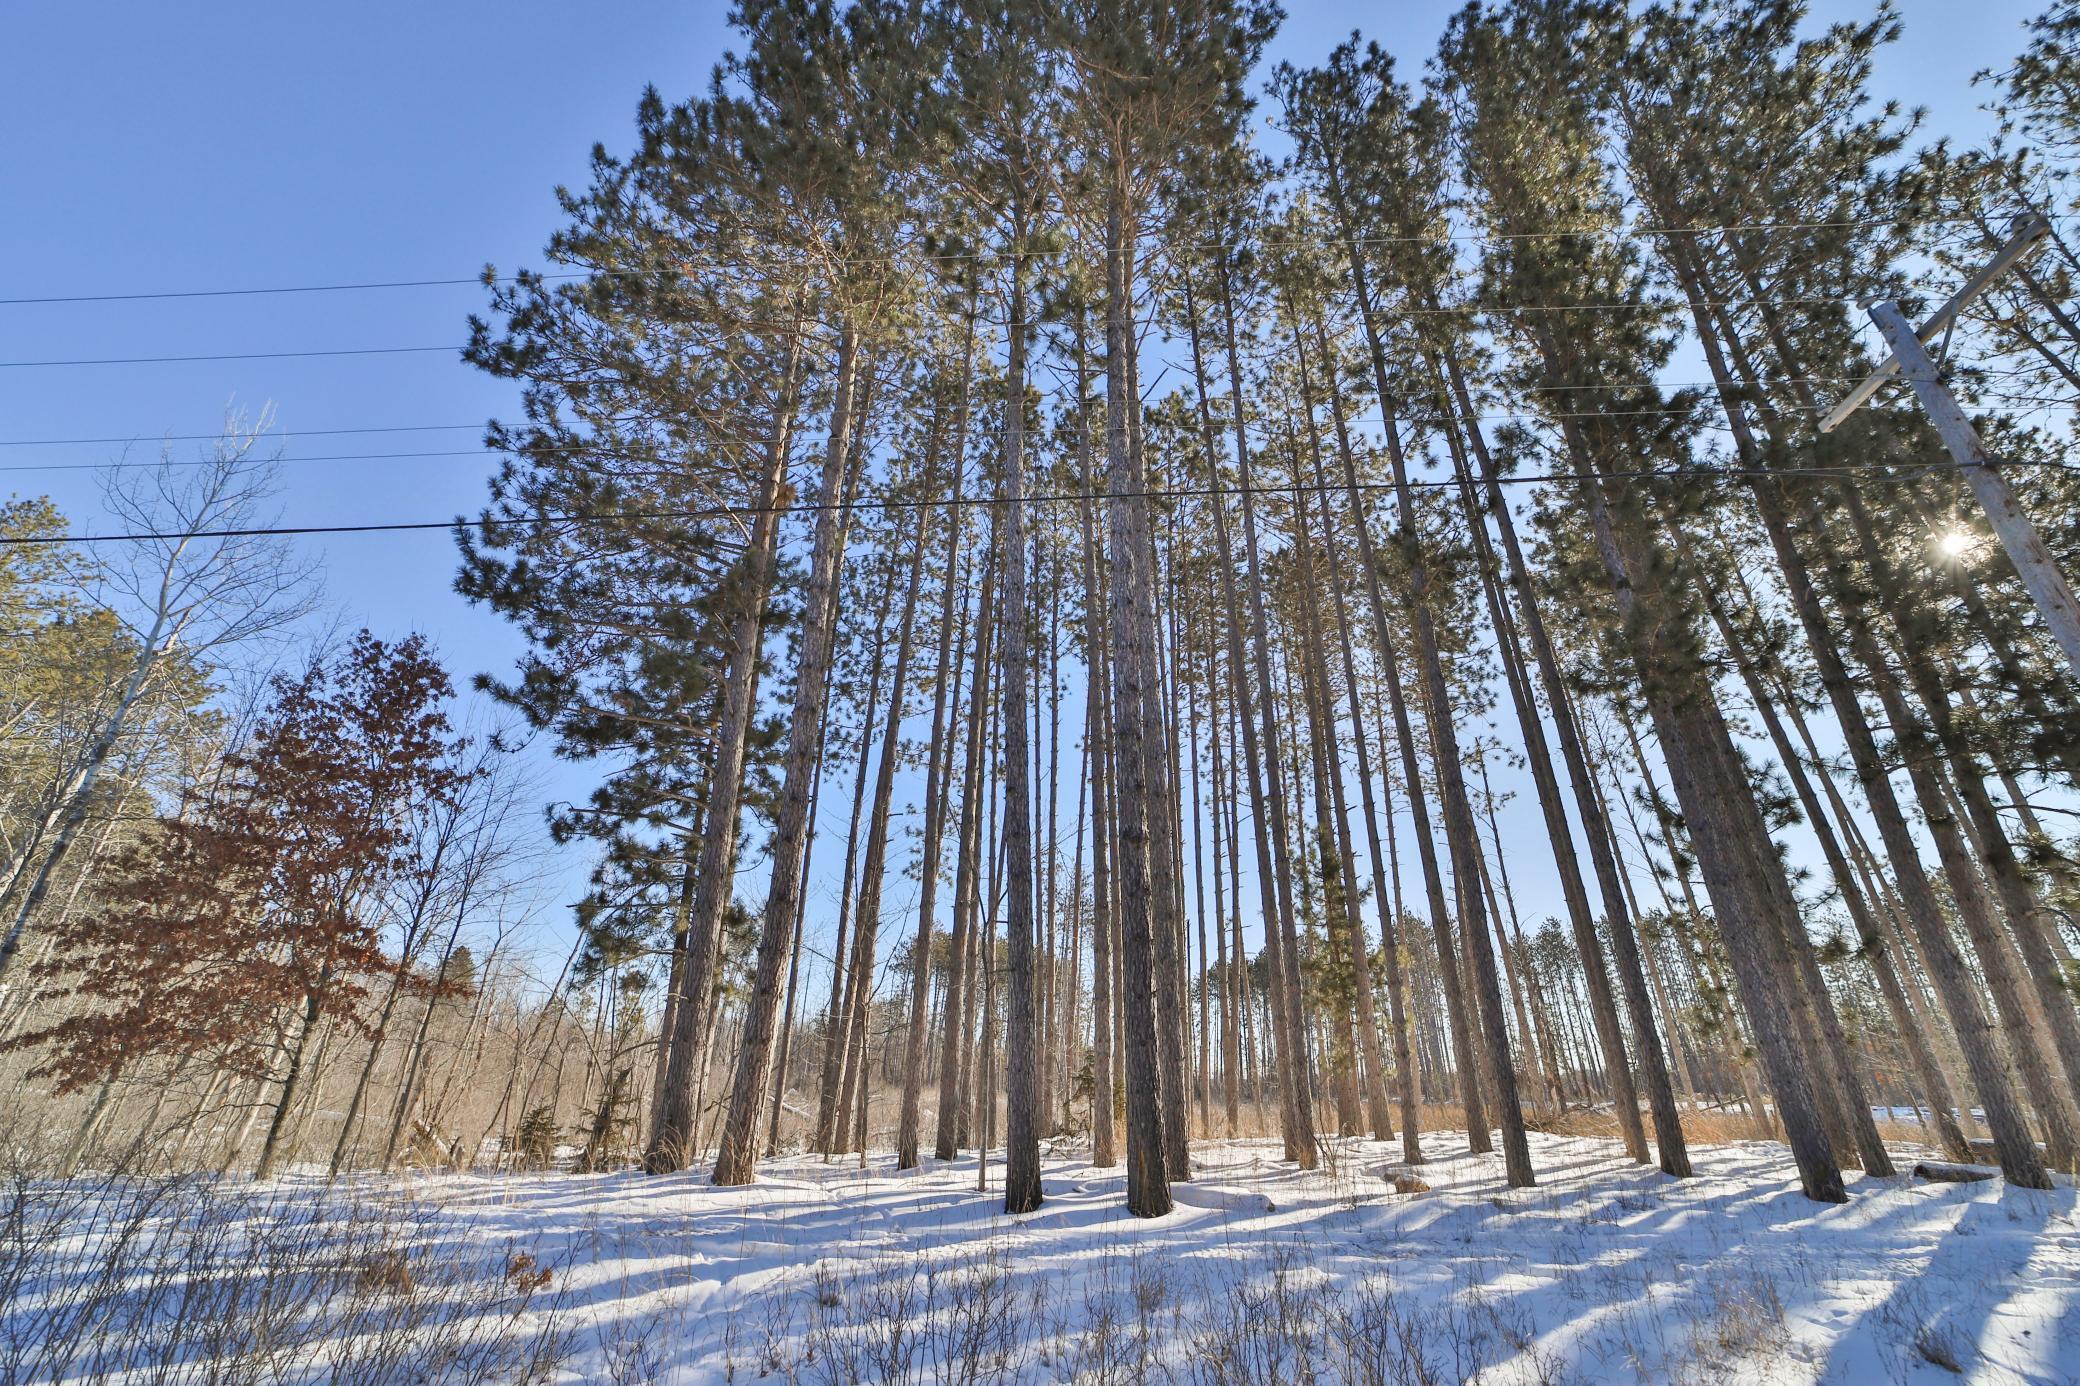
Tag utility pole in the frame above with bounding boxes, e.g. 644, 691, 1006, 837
1822, 212, 2080, 682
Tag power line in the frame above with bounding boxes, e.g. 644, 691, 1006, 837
0, 345, 460, 369
0, 317, 1886, 380
4, 265, 2069, 368
0, 298, 2002, 371
2, 211, 2068, 306
0, 448, 500, 474
1, 277, 491, 307
0, 407, 1845, 474
0, 275, 1877, 318
4, 388, 2067, 474
0, 423, 488, 448
10, 457, 2069, 548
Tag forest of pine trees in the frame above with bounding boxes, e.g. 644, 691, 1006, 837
5, 0, 2080, 1234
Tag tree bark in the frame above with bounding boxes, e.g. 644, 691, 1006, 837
646, 337, 803, 1170
1190, 271, 1314, 1166
711, 325, 867, 1187
1104, 180, 1172, 1215
1001, 243, 1043, 1215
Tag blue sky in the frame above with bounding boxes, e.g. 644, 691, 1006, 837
0, 0, 2049, 989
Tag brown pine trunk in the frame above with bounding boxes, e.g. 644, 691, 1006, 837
1317, 272, 1482, 1161
1294, 337, 1407, 1146
1568, 457, 1843, 1202
1696, 253, 2047, 1185
768, 718, 831, 1155
1650, 243, 1897, 1175
1149, 518, 1194, 1179
1185, 620, 1215, 1137
1430, 356, 1671, 1169
1841, 486, 2080, 1118
1218, 660, 1252, 1125
1103, 179, 1172, 1215
832, 496, 936, 1155
1140, 374, 1194, 1184
1472, 757, 1564, 1116
803, 433, 891, 1157
1072, 320, 1118, 1168
1361, 387, 1530, 1183
1702, 571, 1971, 1161
710, 325, 868, 1187
936, 563, 996, 1160
1207, 656, 1239, 1132
815, 563, 899, 1154
1001, 243, 1043, 1214
1186, 273, 1314, 1166
646, 335, 803, 1171
898, 324, 978, 1169
1043, 538, 1066, 1139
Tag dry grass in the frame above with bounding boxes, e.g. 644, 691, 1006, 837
0, 1157, 576, 1384
436, 1065, 1932, 1174
1530, 1105, 1771, 1145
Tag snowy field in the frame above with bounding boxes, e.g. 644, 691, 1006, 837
6, 1131, 2079, 1384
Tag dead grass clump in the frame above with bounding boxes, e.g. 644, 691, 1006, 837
1693, 1267, 1788, 1360
505, 1250, 553, 1293
359, 1247, 416, 1295
1913, 1320, 1967, 1374
1877, 1282, 1975, 1380
1180, 1246, 1570, 1386
791, 1246, 1049, 1385
0, 1166, 574, 1384
1873, 1117, 1926, 1147
1527, 1104, 1784, 1146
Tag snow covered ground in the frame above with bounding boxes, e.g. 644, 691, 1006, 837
8, 1130, 2079, 1383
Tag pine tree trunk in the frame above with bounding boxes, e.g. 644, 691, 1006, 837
1185, 274, 1311, 1166
1695, 264, 2047, 1183
1569, 459, 1844, 1202
648, 848, 698, 1151
710, 326, 867, 1187
933, 562, 995, 1159
1104, 179, 1174, 1216
646, 339, 802, 1171
1001, 243, 1044, 1214
1139, 367, 1194, 1185
1072, 323, 1118, 1169
1644, 249, 1895, 1174
1840, 486, 2080, 1119
1473, 759, 1564, 1116
814, 572, 896, 1154
1318, 269, 1483, 1160
1700, 550, 1971, 1160
832, 509, 934, 1152
1430, 355, 1673, 1169
768, 719, 829, 1155
1317, 170, 1531, 1162
1293, 332, 1401, 1144
1295, 621, 1363, 1137
1208, 646, 1244, 1135
1185, 618, 1215, 1138
898, 323, 977, 1169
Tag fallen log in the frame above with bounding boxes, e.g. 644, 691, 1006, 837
1912, 1161, 1998, 1184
